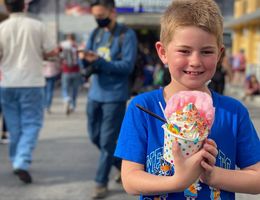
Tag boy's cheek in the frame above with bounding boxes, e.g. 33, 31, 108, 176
205, 56, 219, 67
168, 59, 188, 70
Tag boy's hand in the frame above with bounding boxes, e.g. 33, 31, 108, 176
199, 139, 218, 185
172, 141, 204, 190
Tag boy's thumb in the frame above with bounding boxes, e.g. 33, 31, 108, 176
172, 141, 183, 163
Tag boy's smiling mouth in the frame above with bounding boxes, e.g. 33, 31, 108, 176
183, 70, 204, 75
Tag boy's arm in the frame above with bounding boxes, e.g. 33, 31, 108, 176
204, 162, 260, 194
121, 160, 181, 195
121, 142, 213, 195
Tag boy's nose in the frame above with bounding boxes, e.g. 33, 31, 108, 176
189, 53, 202, 67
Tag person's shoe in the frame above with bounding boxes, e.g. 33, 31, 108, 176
13, 169, 32, 184
66, 104, 71, 115
69, 105, 75, 114
0, 134, 9, 144
63, 101, 70, 115
114, 172, 121, 184
47, 108, 52, 114
92, 186, 108, 199
242, 96, 247, 101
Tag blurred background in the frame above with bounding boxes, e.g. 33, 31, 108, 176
1, 0, 258, 85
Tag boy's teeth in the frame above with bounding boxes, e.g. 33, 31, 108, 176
187, 71, 201, 75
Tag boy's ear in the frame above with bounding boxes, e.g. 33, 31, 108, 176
218, 46, 225, 61
155, 41, 168, 64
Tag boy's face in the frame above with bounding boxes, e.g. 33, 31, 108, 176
156, 26, 223, 92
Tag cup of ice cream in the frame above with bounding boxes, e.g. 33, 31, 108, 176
163, 91, 215, 164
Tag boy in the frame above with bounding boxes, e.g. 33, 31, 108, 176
114, 0, 260, 199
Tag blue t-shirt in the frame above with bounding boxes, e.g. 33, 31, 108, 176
115, 88, 260, 200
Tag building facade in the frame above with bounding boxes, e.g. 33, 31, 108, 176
225, 0, 260, 77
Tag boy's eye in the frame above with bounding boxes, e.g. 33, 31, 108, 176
201, 50, 214, 55
178, 50, 190, 54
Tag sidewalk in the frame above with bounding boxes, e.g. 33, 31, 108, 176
224, 83, 260, 108
0, 89, 135, 200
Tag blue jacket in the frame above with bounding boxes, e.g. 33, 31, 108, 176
84, 23, 137, 102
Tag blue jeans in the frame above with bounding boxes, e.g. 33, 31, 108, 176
44, 75, 59, 109
1, 87, 44, 170
87, 99, 126, 186
61, 73, 81, 110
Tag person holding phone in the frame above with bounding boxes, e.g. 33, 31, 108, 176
80, 0, 137, 198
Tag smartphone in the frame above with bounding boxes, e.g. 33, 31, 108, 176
77, 49, 94, 54
77, 49, 86, 53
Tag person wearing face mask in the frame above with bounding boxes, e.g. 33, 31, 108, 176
80, 0, 137, 198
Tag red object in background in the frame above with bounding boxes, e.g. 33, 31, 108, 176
65, 3, 91, 16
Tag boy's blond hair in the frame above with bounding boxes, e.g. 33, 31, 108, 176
160, 0, 223, 47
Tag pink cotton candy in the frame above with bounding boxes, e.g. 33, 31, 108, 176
165, 91, 215, 127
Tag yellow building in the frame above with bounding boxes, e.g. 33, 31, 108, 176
225, 0, 260, 76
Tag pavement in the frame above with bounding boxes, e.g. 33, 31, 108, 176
224, 83, 260, 107
0, 85, 260, 200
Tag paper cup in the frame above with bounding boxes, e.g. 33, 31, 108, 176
162, 124, 207, 165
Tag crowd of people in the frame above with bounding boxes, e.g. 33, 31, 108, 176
242, 74, 260, 101
0, 0, 259, 200
207, 46, 260, 100
130, 43, 171, 95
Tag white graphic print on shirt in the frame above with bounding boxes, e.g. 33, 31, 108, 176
145, 148, 231, 199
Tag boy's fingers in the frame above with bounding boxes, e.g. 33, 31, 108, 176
205, 139, 217, 148
172, 141, 183, 163
202, 151, 216, 166
201, 160, 213, 172
204, 144, 218, 156
203, 140, 218, 157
